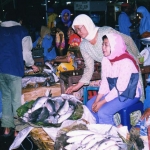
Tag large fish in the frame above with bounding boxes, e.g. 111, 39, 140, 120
28, 107, 43, 123
29, 96, 48, 113
36, 107, 49, 122
57, 100, 69, 116
57, 107, 74, 123
45, 99, 56, 115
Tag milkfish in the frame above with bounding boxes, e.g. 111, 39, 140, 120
57, 107, 74, 123
36, 107, 49, 122
29, 96, 48, 113
28, 107, 43, 123
57, 100, 69, 116
44, 116, 55, 124
45, 62, 55, 72
45, 99, 56, 115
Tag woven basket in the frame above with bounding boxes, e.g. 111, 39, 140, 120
30, 128, 54, 150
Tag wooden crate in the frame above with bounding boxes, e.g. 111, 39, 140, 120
30, 128, 54, 150
22, 83, 61, 102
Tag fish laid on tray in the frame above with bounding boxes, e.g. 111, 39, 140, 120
19, 94, 82, 126
65, 126, 126, 150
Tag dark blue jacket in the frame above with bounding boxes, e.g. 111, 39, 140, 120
0, 25, 28, 77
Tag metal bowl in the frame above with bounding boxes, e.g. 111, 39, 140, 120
140, 37, 150, 45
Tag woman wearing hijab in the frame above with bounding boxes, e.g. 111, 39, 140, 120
65, 14, 144, 102
33, 26, 57, 62
58, 9, 72, 55
86, 33, 142, 125
137, 6, 150, 38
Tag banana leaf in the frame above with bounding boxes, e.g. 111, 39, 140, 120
16, 100, 35, 117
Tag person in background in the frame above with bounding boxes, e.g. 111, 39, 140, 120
33, 26, 57, 62
137, 6, 150, 38
0, 10, 39, 137
86, 33, 141, 125
65, 14, 144, 102
67, 27, 81, 49
58, 9, 72, 55
118, 2, 132, 36
47, 7, 58, 29
55, 24, 65, 56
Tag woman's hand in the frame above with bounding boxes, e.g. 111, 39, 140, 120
65, 82, 84, 94
141, 108, 150, 121
65, 85, 78, 94
92, 99, 107, 113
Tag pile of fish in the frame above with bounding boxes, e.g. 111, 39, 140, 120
65, 126, 127, 150
20, 94, 82, 126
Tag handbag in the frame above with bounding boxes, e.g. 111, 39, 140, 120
107, 73, 139, 102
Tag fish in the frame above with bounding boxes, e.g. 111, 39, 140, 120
45, 99, 56, 115
61, 94, 82, 103
57, 100, 69, 116
64, 143, 81, 150
104, 145, 120, 150
85, 136, 105, 149
29, 96, 48, 113
67, 134, 90, 144
57, 107, 74, 123
44, 116, 55, 124
45, 62, 55, 72
43, 68, 59, 82
97, 139, 117, 150
28, 107, 43, 123
52, 115, 59, 124
67, 130, 95, 137
36, 107, 49, 122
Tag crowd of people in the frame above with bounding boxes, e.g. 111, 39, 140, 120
0, 3, 150, 140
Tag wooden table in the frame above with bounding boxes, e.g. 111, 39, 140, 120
59, 70, 101, 93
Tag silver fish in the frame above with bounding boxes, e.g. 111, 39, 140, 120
30, 96, 48, 112
57, 107, 74, 123
44, 116, 55, 124
52, 115, 59, 124
45, 62, 55, 72
45, 99, 55, 115
36, 107, 49, 122
58, 100, 69, 116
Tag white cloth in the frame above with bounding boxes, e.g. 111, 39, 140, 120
9, 105, 96, 150
72, 14, 99, 41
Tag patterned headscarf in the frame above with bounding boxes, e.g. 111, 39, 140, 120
106, 33, 139, 71
61, 9, 72, 27
72, 14, 99, 41
137, 6, 150, 34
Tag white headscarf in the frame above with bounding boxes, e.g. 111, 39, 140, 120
72, 14, 99, 41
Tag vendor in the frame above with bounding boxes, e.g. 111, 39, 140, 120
33, 26, 57, 62
86, 33, 142, 126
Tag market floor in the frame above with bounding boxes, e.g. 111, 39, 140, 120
0, 121, 38, 150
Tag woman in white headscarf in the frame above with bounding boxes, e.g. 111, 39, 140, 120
65, 14, 144, 101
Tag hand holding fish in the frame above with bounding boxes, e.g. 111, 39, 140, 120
92, 99, 107, 113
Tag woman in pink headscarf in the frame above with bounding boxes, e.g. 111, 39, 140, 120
86, 33, 142, 125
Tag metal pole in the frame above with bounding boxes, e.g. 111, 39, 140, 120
45, 0, 48, 25
13, 0, 15, 9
